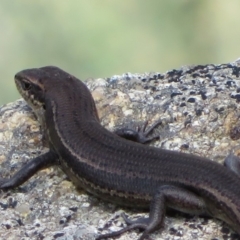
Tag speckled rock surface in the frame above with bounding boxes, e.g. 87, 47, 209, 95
1, 60, 240, 239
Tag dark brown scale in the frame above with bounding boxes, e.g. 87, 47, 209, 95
2, 66, 240, 240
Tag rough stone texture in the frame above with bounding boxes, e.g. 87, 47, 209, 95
1, 60, 240, 239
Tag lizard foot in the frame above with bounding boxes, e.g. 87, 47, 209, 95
114, 119, 163, 144
96, 213, 152, 240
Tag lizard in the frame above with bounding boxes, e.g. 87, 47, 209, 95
1, 66, 240, 239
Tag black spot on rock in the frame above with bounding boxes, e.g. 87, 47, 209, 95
187, 98, 196, 103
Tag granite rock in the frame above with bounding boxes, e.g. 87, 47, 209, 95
1, 60, 240, 239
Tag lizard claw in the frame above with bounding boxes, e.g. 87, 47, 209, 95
96, 213, 152, 240
122, 212, 150, 225
114, 119, 162, 144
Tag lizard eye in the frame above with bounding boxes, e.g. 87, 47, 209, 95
22, 82, 32, 91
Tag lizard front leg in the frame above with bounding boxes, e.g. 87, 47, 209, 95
114, 119, 163, 144
0, 151, 58, 189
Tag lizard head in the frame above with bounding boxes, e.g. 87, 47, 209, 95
15, 67, 51, 127
15, 68, 46, 111
14, 66, 73, 125
15, 66, 100, 126
15, 66, 81, 110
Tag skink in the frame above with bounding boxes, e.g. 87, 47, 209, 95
1, 66, 240, 239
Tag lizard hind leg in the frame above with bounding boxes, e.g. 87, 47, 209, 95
96, 185, 207, 240
96, 198, 163, 240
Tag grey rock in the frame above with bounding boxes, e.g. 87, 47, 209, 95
1, 60, 240, 239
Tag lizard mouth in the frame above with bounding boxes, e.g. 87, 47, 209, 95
15, 75, 45, 111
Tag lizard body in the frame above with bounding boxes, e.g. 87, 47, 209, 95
1, 66, 240, 239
